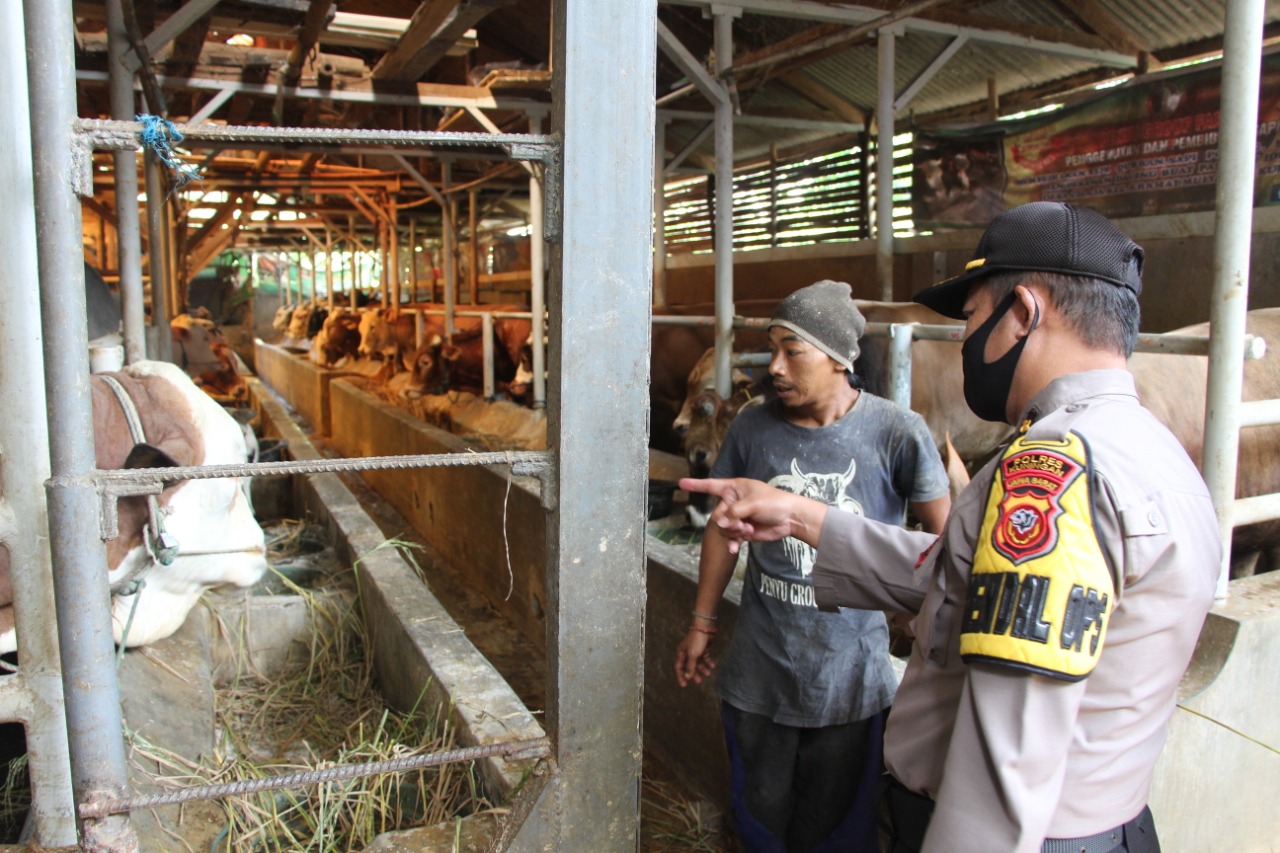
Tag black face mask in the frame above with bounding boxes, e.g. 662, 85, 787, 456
961, 292, 1040, 423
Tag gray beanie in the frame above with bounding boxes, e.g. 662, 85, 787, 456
769, 280, 866, 371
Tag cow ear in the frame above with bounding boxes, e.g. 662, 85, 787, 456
122, 443, 180, 470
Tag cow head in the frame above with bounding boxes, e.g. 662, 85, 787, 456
507, 331, 536, 405
402, 334, 448, 399
0, 361, 269, 656
285, 302, 315, 341
106, 363, 267, 649
682, 387, 768, 528
171, 313, 224, 374
684, 390, 736, 480
357, 309, 384, 357
272, 304, 295, 332
673, 347, 755, 436
322, 314, 363, 367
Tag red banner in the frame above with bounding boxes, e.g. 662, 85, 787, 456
912, 52, 1280, 228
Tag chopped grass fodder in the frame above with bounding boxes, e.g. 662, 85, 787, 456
131, 531, 494, 852
641, 775, 727, 852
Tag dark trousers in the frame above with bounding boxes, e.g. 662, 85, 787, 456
722, 703, 886, 853
877, 774, 1162, 853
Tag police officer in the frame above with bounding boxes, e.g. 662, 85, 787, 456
682, 201, 1220, 853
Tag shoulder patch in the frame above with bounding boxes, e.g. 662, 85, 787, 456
960, 431, 1113, 682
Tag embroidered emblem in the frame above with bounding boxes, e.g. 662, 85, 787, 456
961, 431, 1114, 682
991, 449, 1083, 565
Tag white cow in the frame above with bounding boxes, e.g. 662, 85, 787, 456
0, 360, 268, 653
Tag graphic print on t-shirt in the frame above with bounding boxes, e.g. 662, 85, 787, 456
768, 458, 864, 576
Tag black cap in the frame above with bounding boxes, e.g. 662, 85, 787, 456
911, 202, 1145, 319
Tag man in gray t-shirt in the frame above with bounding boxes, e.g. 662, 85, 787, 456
675, 280, 950, 853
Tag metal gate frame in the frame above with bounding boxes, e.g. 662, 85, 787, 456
18, 0, 656, 850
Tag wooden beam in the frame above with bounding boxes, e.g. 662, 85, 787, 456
373, 0, 515, 83
274, 0, 335, 125
82, 196, 118, 229
914, 66, 1117, 127
911, 7, 1123, 53
184, 195, 258, 279
1048, 0, 1152, 57
123, 0, 221, 72
727, 0, 949, 81
75, 67, 519, 114
778, 70, 867, 125
120, 0, 168, 115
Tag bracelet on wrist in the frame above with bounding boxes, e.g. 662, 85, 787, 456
688, 624, 718, 636
691, 610, 718, 622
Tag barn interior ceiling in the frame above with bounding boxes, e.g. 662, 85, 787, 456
66, 0, 1280, 270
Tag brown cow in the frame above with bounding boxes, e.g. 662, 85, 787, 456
658, 300, 1009, 468
682, 383, 773, 526
1129, 308, 1280, 573
650, 300, 776, 455
852, 304, 1280, 573
310, 308, 362, 368
672, 346, 765, 435
853, 301, 1011, 466
0, 360, 267, 654
358, 307, 416, 361
397, 311, 533, 400
284, 301, 317, 343
171, 313, 247, 401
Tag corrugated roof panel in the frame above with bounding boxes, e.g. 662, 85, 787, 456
799, 36, 1103, 121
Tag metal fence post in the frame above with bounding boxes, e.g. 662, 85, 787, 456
887, 322, 916, 410
1202, 0, 1264, 601
0, 1, 76, 843
24, 0, 139, 849
500, 0, 658, 847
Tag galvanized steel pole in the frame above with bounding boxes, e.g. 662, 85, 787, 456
326, 224, 336, 311
389, 196, 401, 308
0, 4, 76, 843
23, 0, 140, 849
654, 116, 669, 308
510, 0, 657, 846
1202, 0, 1264, 601
144, 150, 174, 363
876, 26, 899, 301
529, 115, 548, 409
887, 322, 915, 409
105, 0, 148, 364
713, 9, 738, 399
443, 160, 457, 334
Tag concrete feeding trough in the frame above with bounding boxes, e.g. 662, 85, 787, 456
250, 334, 1280, 852
108, 376, 544, 852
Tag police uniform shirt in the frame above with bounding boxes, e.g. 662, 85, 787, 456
810, 369, 1220, 853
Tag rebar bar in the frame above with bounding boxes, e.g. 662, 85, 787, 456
75, 118, 558, 162
87, 449, 551, 486
78, 737, 552, 819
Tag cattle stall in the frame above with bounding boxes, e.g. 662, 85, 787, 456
253, 323, 1280, 852
10, 4, 1280, 850
5, 2, 655, 852
92, 377, 544, 851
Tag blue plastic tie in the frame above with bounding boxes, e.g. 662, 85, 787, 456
137, 114, 202, 189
